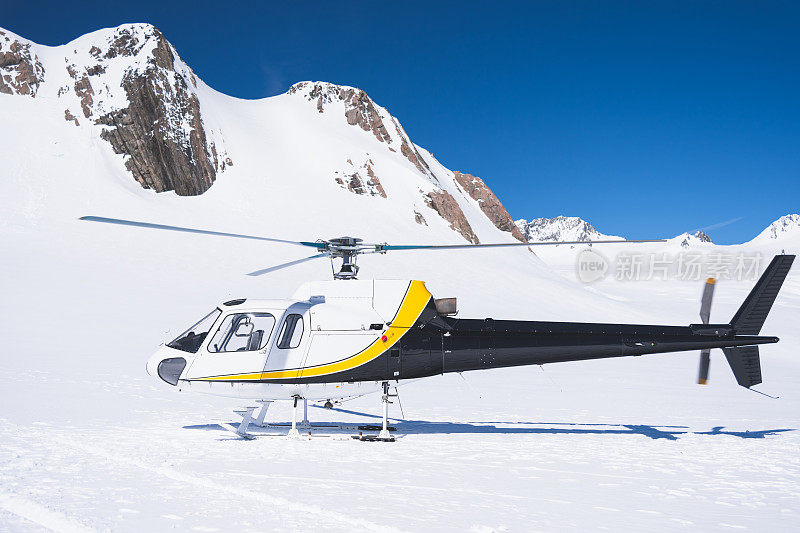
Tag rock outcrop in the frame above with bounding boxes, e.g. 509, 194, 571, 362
342, 89, 392, 143
91, 26, 222, 195
425, 190, 479, 244
678, 230, 713, 248
289, 81, 439, 182
693, 230, 712, 243
391, 117, 437, 178
64, 109, 79, 126
290, 82, 391, 144
454, 171, 525, 242
335, 158, 387, 198
68, 66, 94, 118
0, 30, 44, 97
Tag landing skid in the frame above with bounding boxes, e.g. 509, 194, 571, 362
353, 434, 396, 442
225, 383, 399, 441
219, 422, 258, 440
266, 423, 396, 431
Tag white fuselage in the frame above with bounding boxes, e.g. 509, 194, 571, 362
146, 279, 429, 401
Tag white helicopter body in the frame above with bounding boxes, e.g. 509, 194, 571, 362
146, 279, 431, 402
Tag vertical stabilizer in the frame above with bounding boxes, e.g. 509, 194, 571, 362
730, 255, 794, 335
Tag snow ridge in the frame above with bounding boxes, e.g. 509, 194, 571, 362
515, 216, 623, 243
750, 214, 800, 243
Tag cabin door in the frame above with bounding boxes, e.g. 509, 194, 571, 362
185, 311, 276, 379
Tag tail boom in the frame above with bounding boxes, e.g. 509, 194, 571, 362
379, 255, 793, 388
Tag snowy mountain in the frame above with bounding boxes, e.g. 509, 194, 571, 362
514, 215, 623, 243
514, 215, 722, 248
0, 23, 524, 247
673, 230, 714, 248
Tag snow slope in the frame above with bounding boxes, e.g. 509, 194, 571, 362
1, 24, 799, 532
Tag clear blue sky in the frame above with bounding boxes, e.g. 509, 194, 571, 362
6, 1, 798, 243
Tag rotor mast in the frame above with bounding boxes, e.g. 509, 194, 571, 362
324, 237, 387, 280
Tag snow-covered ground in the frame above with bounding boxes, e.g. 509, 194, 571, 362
2, 231, 799, 532
2, 24, 799, 533
2, 194, 798, 533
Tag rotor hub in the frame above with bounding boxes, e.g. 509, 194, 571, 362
326, 237, 363, 279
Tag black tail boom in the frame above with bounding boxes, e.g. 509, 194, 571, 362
415, 318, 779, 377
396, 255, 793, 389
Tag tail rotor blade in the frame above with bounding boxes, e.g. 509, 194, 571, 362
699, 277, 715, 324
698, 349, 711, 384
697, 277, 715, 384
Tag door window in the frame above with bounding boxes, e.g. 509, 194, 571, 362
276, 314, 305, 349
208, 313, 275, 353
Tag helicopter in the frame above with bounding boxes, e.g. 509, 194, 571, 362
81, 216, 795, 441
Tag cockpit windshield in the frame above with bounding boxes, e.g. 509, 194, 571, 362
167, 309, 222, 353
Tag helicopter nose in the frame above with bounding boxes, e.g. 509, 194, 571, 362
146, 353, 160, 377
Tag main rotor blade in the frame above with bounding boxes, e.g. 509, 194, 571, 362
699, 277, 715, 324
246, 254, 328, 276
381, 239, 665, 251
79, 216, 325, 249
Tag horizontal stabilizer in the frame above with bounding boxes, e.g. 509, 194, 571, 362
722, 346, 762, 388
730, 255, 794, 335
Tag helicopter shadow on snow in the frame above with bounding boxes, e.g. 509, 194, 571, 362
182, 405, 795, 441
317, 406, 794, 440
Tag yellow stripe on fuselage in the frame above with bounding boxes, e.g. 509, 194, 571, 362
198, 280, 431, 382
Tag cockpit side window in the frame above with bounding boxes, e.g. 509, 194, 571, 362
208, 313, 275, 353
167, 309, 222, 353
277, 314, 305, 349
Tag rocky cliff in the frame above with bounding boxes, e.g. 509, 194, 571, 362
425, 190, 479, 243
90, 26, 228, 195
0, 30, 44, 97
3, 24, 230, 196
454, 171, 525, 242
